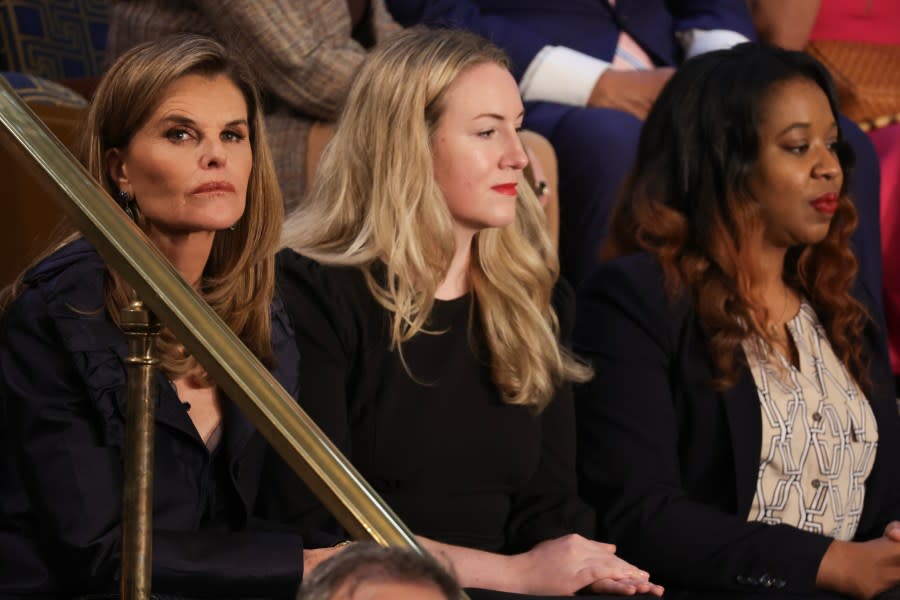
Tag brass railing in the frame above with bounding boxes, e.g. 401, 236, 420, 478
0, 79, 428, 596
120, 299, 160, 599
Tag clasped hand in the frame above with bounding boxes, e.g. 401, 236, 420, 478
588, 68, 675, 121
513, 534, 665, 596
819, 520, 900, 599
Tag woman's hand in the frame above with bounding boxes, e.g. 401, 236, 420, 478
588, 68, 675, 120
886, 521, 900, 543
511, 534, 662, 596
590, 576, 665, 597
817, 523, 900, 598
417, 534, 662, 596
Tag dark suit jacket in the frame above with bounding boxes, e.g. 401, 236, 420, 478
387, 0, 756, 130
574, 253, 900, 597
0, 240, 330, 598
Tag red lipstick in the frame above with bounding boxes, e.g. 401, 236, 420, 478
811, 192, 838, 214
191, 181, 235, 194
491, 183, 518, 196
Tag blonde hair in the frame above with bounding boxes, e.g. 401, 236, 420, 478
12, 34, 284, 380
282, 28, 590, 410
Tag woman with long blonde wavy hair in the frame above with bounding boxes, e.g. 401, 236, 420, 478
0, 34, 345, 597
274, 28, 662, 599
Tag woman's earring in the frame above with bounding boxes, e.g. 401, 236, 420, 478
116, 190, 137, 222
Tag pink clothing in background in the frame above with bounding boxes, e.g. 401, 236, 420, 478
809, 0, 900, 45
871, 124, 900, 371
810, 0, 900, 372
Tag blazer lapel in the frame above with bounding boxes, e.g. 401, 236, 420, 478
722, 366, 762, 519
223, 397, 256, 462
149, 372, 204, 443
222, 397, 260, 515
689, 306, 762, 520
108, 341, 200, 445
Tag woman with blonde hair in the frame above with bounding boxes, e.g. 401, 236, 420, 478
273, 28, 662, 598
0, 34, 341, 597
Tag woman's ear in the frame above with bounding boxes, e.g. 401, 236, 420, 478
105, 147, 130, 194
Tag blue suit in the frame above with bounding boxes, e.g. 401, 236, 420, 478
388, 0, 883, 311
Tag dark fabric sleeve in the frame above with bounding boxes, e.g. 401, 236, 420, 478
259, 251, 358, 534
665, 0, 757, 39
849, 280, 900, 540
504, 279, 595, 552
574, 258, 833, 594
386, 0, 553, 81
0, 288, 304, 599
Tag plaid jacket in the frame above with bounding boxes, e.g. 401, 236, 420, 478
108, 0, 399, 211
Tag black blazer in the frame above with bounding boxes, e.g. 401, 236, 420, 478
0, 241, 333, 598
574, 252, 900, 597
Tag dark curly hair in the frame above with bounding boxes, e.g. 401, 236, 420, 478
606, 42, 869, 390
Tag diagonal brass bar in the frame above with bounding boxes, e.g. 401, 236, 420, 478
0, 81, 422, 550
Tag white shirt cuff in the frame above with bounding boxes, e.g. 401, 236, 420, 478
520, 46, 610, 107
678, 29, 751, 60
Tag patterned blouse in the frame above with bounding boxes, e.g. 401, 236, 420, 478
743, 301, 878, 541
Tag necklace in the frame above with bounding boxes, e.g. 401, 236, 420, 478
764, 285, 800, 368
767, 285, 791, 338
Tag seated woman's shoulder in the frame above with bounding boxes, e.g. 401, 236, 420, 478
25, 238, 102, 283
275, 248, 367, 294
274, 247, 378, 330
578, 251, 666, 300
16, 238, 105, 308
574, 253, 687, 353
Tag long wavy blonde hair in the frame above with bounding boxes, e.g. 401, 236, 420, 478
282, 28, 590, 411
3, 34, 284, 380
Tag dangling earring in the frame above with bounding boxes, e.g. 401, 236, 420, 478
116, 190, 137, 222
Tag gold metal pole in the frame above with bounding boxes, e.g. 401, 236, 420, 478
0, 79, 420, 548
119, 298, 160, 600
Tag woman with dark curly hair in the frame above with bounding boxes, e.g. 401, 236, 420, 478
575, 43, 900, 599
